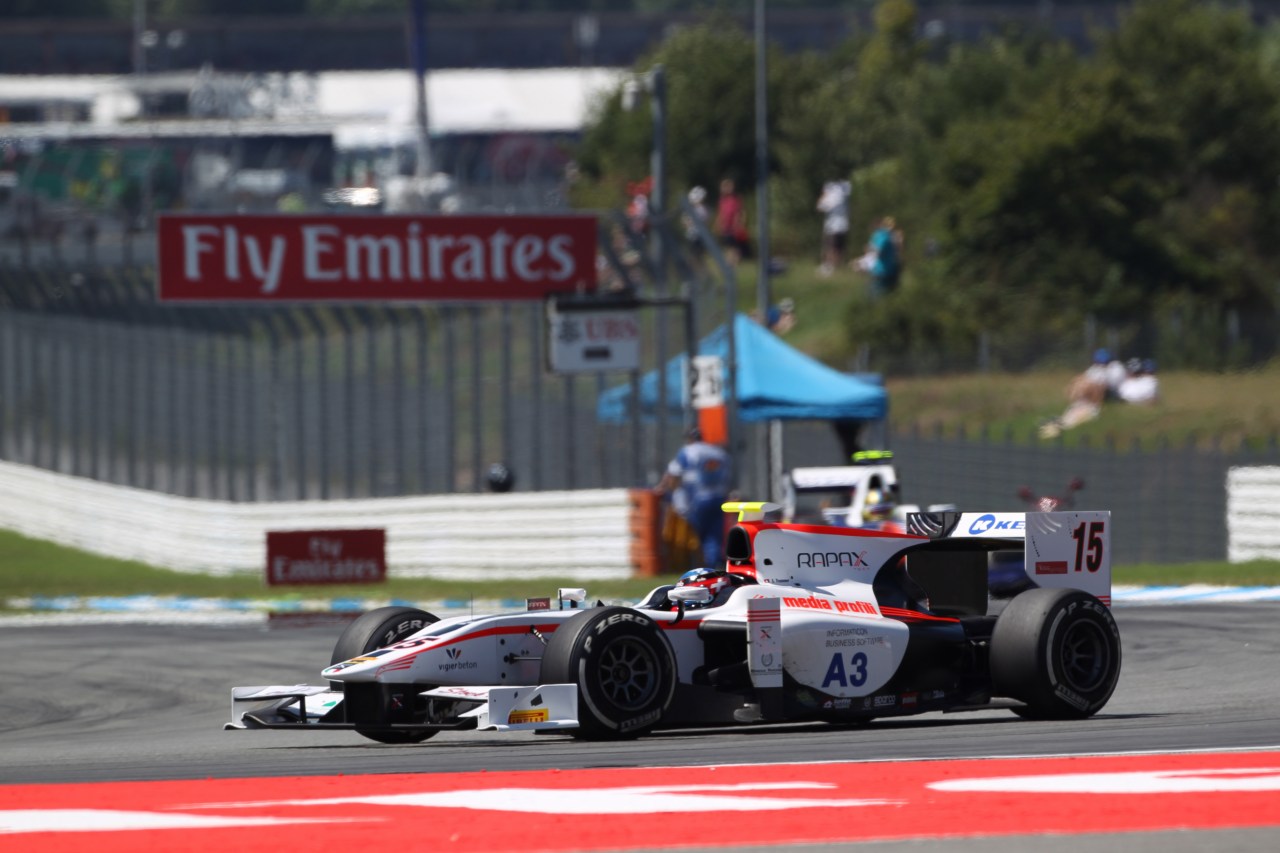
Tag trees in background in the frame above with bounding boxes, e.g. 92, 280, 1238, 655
573, 19, 808, 211
11, 0, 1278, 370
575, 0, 1280, 371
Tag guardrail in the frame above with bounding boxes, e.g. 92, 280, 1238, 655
0, 459, 635, 580
1227, 466, 1280, 563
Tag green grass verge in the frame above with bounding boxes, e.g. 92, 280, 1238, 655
1110, 560, 1280, 587
731, 258, 1280, 452
881, 366, 1280, 451
2, 528, 1277, 614
0, 529, 677, 611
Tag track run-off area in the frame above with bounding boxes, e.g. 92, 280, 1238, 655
2, 602, 1278, 851
5, 751, 1280, 851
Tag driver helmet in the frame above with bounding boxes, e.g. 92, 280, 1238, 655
863, 488, 895, 523
674, 567, 751, 608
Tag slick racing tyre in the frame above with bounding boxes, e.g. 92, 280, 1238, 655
330, 605, 440, 674
990, 588, 1121, 720
540, 606, 676, 740
330, 606, 440, 744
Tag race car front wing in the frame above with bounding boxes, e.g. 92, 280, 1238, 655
225, 683, 579, 734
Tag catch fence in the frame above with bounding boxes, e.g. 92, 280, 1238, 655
2, 210, 1277, 565
0, 206, 740, 502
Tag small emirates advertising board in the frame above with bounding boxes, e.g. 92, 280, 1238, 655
157, 213, 597, 301
266, 529, 387, 586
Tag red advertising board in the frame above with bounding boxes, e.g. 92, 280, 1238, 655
157, 213, 597, 301
265, 529, 387, 586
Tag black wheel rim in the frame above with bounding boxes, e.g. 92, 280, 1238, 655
1058, 619, 1111, 693
594, 636, 660, 710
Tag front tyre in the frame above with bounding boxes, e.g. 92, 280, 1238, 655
330, 606, 440, 744
990, 588, 1121, 720
540, 607, 676, 740
331, 606, 440, 670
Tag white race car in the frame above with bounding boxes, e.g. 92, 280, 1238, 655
227, 503, 1120, 742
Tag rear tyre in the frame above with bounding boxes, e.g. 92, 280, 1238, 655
540, 607, 676, 740
990, 588, 1121, 719
329, 606, 440, 744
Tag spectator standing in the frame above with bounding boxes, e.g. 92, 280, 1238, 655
863, 216, 902, 296
682, 185, 710, 266
816, 180, 851, 276
626, 177, 652, 235
714, 178, 749, 265
655, 427, 733, 568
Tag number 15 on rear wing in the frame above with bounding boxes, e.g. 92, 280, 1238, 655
908, 511, 1112, 606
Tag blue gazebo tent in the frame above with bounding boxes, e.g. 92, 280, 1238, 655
596, 313, 887, 423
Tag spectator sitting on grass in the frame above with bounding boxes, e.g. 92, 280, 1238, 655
1039, 350, 1112, 438
1118, 358, 1159, 405
765, 298, 797, 334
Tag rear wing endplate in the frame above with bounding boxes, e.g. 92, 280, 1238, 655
908, 510, 1112, 606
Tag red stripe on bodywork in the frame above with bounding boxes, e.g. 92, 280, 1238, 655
743, 521, 928, 540
366, 622, 563, 676
880, 606, 960, 624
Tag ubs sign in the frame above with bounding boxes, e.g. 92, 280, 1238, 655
547, 305, 641, 373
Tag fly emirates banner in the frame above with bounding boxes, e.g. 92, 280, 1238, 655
157, 213, 597, 301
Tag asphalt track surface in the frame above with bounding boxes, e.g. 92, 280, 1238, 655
2, 603, 1279, 851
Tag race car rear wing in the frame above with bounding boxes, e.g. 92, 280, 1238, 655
907, 510, 1112, 607
722, 503, 1112, 612
906, 511, 1024, 539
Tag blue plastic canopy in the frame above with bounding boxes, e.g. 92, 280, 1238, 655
596, 313, 887, 423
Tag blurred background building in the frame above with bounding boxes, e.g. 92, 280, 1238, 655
0, 3, 1136, 235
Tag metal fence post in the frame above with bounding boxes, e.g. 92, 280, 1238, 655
0, 311, 9, 462
299, 307, 330, 500
65, 316, 81, 477
443, 305, 457, 492
331, 307, 357, 498
240, 316, 259, 501
414, 306, 432, 494
364, 307, 381, 496
390, 307, 407, 497
219, 330, 234, 501
38, 314, 55, 472
564, 372, 576, 490
258, 315, 283, 501
469, 305, 483, 491
529, 304, 544, 490
500, 303, 513, 473
275, 311, 308, 500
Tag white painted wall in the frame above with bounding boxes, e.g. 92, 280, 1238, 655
1226, 466, 1280, 563
0, 460, 633, 580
